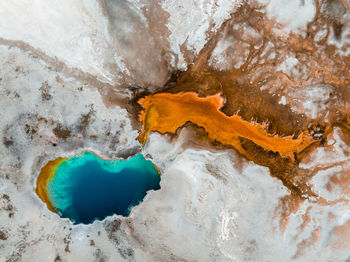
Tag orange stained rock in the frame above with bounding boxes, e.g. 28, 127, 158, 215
35, 158, 66, 213
138, 92, 315, 161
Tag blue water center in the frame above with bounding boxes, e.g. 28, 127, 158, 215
47, 152, 161, 224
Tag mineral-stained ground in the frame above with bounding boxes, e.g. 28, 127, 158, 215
0, 0, 350, 261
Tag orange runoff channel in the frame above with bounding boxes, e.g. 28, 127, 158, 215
138, 92, 315, 161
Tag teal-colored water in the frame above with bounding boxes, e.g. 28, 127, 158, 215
47, 152, 160, 224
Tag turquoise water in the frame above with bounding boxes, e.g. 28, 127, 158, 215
47, 152, 161, 224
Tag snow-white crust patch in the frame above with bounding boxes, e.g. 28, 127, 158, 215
0, 0, 119, 83
129, 130, 350, 261
262, 0, 316, 34
289, 84, 340, 119
162, 0, 242, 70
136, 132, 289, 261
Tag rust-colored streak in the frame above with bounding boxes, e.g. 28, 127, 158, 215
138, 92, 315, 161
35, 158, 66, 213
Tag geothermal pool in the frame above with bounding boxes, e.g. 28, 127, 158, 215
36, 152, 161, 224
